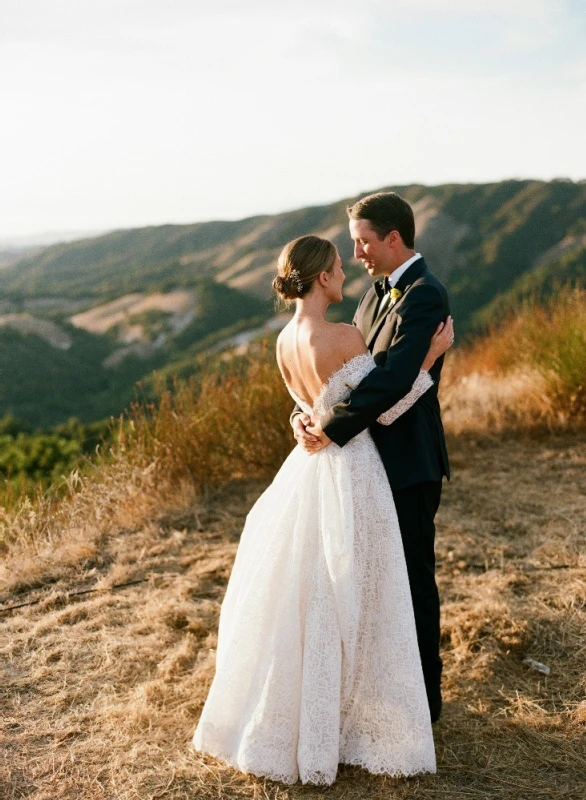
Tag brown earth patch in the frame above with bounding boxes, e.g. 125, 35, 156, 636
70, 290, 196, 341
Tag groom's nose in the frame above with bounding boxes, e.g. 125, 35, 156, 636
354, 242, 364, 259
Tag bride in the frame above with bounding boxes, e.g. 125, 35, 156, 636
193, 234, 453, 785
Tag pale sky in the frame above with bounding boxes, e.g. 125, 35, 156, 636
1, 0, 585, 239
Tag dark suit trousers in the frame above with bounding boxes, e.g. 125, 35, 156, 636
393, 481, 443, 717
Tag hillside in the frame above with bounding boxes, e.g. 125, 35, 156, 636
0, 280, 270, 428
2, 179, 585, 322
0, 178, 584, 427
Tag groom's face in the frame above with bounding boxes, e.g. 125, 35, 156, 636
349, 218, 394, 276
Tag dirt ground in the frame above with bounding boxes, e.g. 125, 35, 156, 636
2, 434, 585, 799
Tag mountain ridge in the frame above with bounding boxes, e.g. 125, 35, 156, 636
0, 178, 584, 427
2, 179, 584, 320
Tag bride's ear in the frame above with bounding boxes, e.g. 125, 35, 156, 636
318, 270, 330, 288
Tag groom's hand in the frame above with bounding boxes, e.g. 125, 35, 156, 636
292, 413, 323, 454
306, 417, 332, 450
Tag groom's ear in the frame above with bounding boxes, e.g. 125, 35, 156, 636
386, 230, 401, 249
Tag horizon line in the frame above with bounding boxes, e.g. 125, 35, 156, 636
2, 175, 584, 246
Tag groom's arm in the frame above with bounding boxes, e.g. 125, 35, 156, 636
321, 283, 445, 447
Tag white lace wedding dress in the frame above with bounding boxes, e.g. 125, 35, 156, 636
192, 353, 436, 784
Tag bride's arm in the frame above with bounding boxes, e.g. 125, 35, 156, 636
320, 284, 450, 445
377, 317, 454, 426
376, 370, 434, 425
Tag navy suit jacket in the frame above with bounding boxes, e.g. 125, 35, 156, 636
321, 257, 450, 491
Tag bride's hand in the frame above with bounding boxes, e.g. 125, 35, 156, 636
305, 417, 332, 451
293, 412, 328, 453
422, 316, 454, 371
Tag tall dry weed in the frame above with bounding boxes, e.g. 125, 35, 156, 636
0, 344, 293, 586
3, 289, 586, 571
131, 343, 293, 488
442, 287, 586, 433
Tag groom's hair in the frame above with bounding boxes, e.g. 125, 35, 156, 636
347, 192, 415, 248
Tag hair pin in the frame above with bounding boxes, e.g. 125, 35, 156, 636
289, 269, 304, 294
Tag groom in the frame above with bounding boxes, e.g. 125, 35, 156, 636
293, 191, 450, 723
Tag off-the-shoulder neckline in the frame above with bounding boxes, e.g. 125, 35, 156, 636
285, 352, 373, 413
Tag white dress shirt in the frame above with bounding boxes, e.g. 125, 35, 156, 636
388, 252, 422, 288
375, 253, 422, 321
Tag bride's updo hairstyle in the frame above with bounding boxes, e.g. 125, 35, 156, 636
272, 235, 337, 301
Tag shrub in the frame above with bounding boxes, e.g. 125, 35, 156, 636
443, 287, 586, 431
0, 342, 294, 559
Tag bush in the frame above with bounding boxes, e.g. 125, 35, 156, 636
0, 417, 112, 486
122, 342, 293, 489
0, 342, 294, 556
443, 287, 586, 431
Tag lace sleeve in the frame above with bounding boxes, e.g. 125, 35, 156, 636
377, 370, 434, 426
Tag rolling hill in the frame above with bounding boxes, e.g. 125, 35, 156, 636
0, 178, 584, 428
0, 280, 270, 428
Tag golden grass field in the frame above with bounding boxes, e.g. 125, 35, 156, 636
2, 434, 585, 799
2, 292, 586, 799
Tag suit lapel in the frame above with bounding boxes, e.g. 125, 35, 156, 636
366, 302, 392, 349
365, 257, 428, 350
357, 282, 384, 345
396, 256, 427, 296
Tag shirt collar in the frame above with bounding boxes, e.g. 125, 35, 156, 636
386, 253, 422, 289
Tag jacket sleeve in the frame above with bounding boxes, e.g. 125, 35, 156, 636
321, 283, 445, 447
290, 402, 304, 425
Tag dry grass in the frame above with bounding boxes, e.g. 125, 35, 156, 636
443, 289, 586, 433
2, 287, 584, 566
0, 343, 293, 587
2, 295, 586, 798
2, 435, 585, 799
440, 367, 556, 434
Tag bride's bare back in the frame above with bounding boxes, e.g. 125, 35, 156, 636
277, 316, 368, 408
